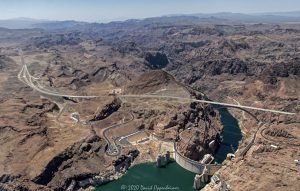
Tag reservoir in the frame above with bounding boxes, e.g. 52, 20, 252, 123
96, 162, 196, 191
97, 107, 242, 190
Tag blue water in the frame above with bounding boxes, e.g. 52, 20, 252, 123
214, 107, 243, 163
97, 107, 242, 190
96, 162, 195, 191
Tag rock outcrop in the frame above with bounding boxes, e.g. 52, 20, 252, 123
89, 98, 121, 122
33, 134, 106, 190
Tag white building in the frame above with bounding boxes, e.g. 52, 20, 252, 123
109, 88, 122, 95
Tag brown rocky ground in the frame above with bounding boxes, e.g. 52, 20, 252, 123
0, 50, 218, 190
0, 19, 299, 190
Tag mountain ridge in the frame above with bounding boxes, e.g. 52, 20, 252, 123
1, 11, 300, 29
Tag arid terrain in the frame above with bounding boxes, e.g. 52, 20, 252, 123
0, 16, 299, 191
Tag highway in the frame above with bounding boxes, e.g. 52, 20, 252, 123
18, 51, 296, 116
20, 63, 296, 115
120, 94, 296, 115
19, 64, 99, 98
17, 50, 297, 162
17, 50, 100, 99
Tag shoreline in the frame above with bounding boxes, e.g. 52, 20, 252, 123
81, 105, 245, 191
95, 160, 196, 191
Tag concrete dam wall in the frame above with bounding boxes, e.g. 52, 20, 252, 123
173, 142, 222, 175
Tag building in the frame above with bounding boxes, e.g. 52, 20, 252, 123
109, 88, 122, 95
212, 174, 221, 184
200, 154, 214, 164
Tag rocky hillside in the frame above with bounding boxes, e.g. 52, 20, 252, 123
0, 18, 299, 191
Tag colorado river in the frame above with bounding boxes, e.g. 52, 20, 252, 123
214, 107, 243, 163
97, 107, 242, 190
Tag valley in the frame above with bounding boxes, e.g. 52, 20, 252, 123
0, 17, 299, 191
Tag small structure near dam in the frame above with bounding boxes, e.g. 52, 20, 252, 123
193, 166, 209, 190
156, 151, 171, 167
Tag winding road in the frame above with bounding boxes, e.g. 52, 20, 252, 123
17, 50, 295, 116
17, 50, 297, 159
101, 112, 134, 156
260, 124, 300, 147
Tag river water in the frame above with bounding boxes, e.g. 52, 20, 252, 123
214, 107, 243, 163
97, 107, 242, 191
96, 162, 195, 191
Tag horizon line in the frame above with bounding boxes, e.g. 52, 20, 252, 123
2, 10, 300, 23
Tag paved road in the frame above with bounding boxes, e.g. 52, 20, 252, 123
260, 123, 300, 147
17, 52, 99, 99
101, 112, 134, 156
17, 50, 297, 158
17, 50, 295, 116
120, 94, 295, 115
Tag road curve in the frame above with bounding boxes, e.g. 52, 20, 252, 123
17, 50, 296, 116
101, 112, 134, 156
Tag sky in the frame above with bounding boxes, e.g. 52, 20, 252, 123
0, 0, 299, 22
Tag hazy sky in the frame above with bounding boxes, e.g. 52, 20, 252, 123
0, 0, 299, 22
